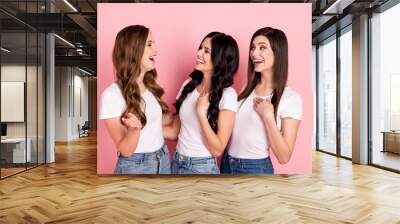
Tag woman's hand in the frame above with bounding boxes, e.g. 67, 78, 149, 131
121, 112, 142, 131
196, 90, 210, 118
162, 112, 174, 126
254, 97, 275, 121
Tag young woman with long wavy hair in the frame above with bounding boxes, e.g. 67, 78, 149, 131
99, 25, 170, 174
221, 27, 302, 174
163, 32, 239, 174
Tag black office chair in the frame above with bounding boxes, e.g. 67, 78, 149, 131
79, 121, 90, 138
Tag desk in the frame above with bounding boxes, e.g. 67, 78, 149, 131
381, 131, 400, 154
1, 138, 31, 163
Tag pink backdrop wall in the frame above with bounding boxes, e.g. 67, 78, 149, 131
97, 3, 313, 174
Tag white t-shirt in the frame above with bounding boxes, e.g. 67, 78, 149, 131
228, 86, 302, 159
176, 79, 238, 157
99, 82, 164, 153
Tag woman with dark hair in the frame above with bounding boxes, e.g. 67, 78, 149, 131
221, 27, 302, 174
163, 32, 239, 174
99, 25, 171, 174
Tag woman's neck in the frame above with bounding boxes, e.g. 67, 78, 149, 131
200, 72, 212, 92
255, 70, 274, 96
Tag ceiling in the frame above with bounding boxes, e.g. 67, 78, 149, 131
0, 0, 391, 75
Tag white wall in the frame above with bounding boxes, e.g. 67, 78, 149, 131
1, 65, 41, 138
55, 66, 69, 141
1, 65, 26, 140
72, 73, 89, 138
1, 64, 45, 164
54, 67, 89, 141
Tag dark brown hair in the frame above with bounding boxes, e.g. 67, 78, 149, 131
238, 27, 288, 120
175, 32, 239, 132
112, 25, 168, 127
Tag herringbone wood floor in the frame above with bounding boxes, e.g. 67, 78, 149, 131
1, 135, 400, 224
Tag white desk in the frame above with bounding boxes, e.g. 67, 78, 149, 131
1, 138, 31, 163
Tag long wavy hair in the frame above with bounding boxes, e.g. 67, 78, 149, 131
238, 27, 288, 120
175, 32, 239, 132
113, 25, 168, 127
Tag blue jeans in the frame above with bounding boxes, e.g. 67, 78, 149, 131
220, 151, 274, 174
114, 144, 171, 174
171, 151, 220, 174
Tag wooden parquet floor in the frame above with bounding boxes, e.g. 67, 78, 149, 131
1, 135, 400, 224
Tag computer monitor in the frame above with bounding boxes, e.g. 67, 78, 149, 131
1, 123, 7, 137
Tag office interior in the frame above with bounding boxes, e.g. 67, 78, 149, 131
1, 0, 397, 179
0, 0, 399, 222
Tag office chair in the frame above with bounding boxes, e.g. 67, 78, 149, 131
79, 121, 90, 138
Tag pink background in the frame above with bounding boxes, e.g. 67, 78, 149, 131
97, 3, 313, 174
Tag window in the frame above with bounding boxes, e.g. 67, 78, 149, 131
317, 35, 337, 154
370, 2, 400, 171
339, 27, 352, 158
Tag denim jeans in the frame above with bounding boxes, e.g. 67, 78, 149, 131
220, 151, 274, 174
171, 151, 220, 174
114, 144, 171, 174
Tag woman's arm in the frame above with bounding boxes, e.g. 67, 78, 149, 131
254, 98, 300, 164
263, 115, 300, 164
163, 115, 181, 141
104, 112, 142, 157
196, 93, 235, 157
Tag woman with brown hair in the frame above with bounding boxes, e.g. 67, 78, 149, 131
221, 27, 302, 174
99, 25, 170, 174
163, 32, 239, 174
